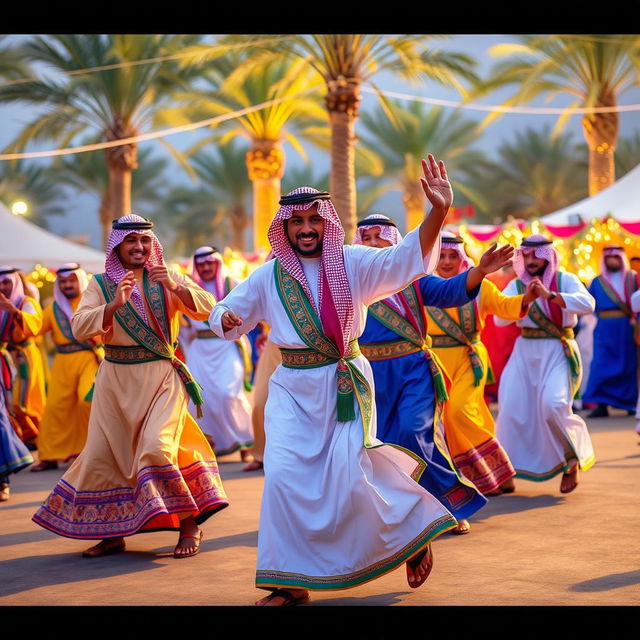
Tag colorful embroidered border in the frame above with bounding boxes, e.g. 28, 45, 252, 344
53, 302, 95, 352
255, 515, 456, 591
104, 344, 164, 364
431, 333, 480, 348
196, 329, 218, 339
0, 452, 34, 475
32, 460, 229, 539
56, 343, 92, 354
596, 273, 635, 316
453, 438, 516, 494
360, 339, 422, 360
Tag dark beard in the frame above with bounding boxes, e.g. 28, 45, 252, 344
607, 265, 621, 273
526, 265, 547, 277
293, 239, 323, 257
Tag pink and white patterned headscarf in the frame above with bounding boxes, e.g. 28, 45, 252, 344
439, 231, 475, 275
513, 234, 559, 289
268, 186, 354, 355
189, 246, 225, 299
105, 214, 164, 324
600, 245, 631, 301
352, 214, 403, 246
54, 263, 89, 320
0, 266, 25, 338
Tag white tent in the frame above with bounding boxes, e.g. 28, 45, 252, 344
541, 163, 640, 225
1, 202, 105, 272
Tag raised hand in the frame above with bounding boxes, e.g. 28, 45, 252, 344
148, 262, 178, 292
114, 271, 136, 308
523, 279, 539, 306
221, 310, 243, 332
478, 243, 515, 275
420, 154, 453, 211
0, 291, 17, 314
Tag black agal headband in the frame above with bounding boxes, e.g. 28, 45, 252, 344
441, 235, 464, 244
111, 218, 154, 230
0, 267, 18, 276
521, 238, 553, 247
357, 216, 398, 228
279, 191, 331, 206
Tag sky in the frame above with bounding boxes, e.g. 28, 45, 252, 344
2, 34, 640, 250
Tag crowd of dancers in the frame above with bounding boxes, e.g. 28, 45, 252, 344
1, 154, 637, 605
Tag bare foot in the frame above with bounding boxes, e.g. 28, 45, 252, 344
82, 537, 126, 557
451, 519, 470, 535
0, 483, 9, 502
174, 516, 202, 558
255, 588, 310, 606
243, 459, 264, 472
500, 477, 516, 494
240, 449, 253, 463
406, 543, 433, 588
560, 464, 579, 493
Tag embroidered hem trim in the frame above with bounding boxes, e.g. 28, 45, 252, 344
453, 438, 516, 494
360, 340, 422, 360
254, 515, 456, 591
0, 453, 34, 475
32, 460, 228, 539
515, 453, 595, 481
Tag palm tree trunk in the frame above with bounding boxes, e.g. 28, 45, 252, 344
582, 88, 619, 195
230, 203, 247, 252
326, 82, 361, 242
108, 165, 132, 218
403, 182, 426, 232
104, 119, 138, 230
246, 141, 285, 252
99, 188, 113, 250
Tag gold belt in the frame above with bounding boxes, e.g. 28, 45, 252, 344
360, 338, 431, 361
430, 332, 479, 348
104, 344, 164, 364
280, 339, 361, 368
196, 329, 218, 339
521, 327, 575, 340
598, 309, 628, 319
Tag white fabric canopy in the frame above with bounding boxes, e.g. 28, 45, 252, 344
541, 163, 640, 225
1, 202, 105, 272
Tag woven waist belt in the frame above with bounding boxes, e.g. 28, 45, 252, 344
280, 339, 361, 368
360, 338, 430, 361
521, 327, 575, 340
56, 343, 92, 354
430, 333, 479, 348
598, 309, 629, 319
196, 329, 218, 339
104, 344, 165, 364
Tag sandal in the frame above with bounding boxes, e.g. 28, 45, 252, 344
30, 460, 59, 472
450, 519, 470, 535
243, 460, 264, 472
256, 589, 310, 607
560, 464, 579, 494
406, 543, 433, 589
173, 529, 203, 559
82, 538, 126, 558
0, 483, 9, 502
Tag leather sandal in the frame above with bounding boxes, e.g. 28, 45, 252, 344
173, 529, 203, 558
450, 519, 470, 535
30, 460, 59, 472
257, 589, 310, 606
243, 460, 264, 472
406, 543, 433, 589
82, 539, 126, 558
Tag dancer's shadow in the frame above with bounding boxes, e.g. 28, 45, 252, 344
569, 569, 640, 592
0, 549, 164, 598
218, 464, 264, 481
308, 591, 407, 606
0, 528, 61, 546
593, 453, 640, 468
470, 494, 565, 525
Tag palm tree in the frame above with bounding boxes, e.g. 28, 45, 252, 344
0, 34, 204, 246
359, 100, 488, 230
190, 140, 252, 251
282, 165, 330, 194
55, 147, 169, 247
469, 126, 588, 221
179, 53, 326, 251
0, 35, 30, 80
204, 35, 478, 240
0, 159, 66, 227
480, 34, 640, 195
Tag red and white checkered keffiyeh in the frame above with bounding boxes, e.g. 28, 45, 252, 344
189, 246, 225, 299
352, 214, 404, 246
54, 263, 89, 321
105, 214, 164, 324
600, 246, 631, 299
440, 231, 475, 274
268, 186, 354, 355
0, 267, 25, 338
513, 234, 559, 290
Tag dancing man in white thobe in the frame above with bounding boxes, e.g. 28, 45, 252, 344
495, 235, 596, 494
186, 247, 253, 459
209, 155, 457, 606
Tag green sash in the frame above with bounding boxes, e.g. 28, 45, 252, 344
94, 272, 205, 416
426, 301, 492, 386
368, 285, 448, 405
596, 273, 636, 316
515, 275, 581, 396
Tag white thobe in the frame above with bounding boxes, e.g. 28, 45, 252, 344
495, 272, 596, 479
209, 228, 456, 590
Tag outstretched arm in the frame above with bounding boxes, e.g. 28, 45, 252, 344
465, 244, 515, 292
418, 154, 453, 259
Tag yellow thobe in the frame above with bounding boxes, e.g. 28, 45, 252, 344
7, 296, 45, 443
33, 270, 229, 539
36, 298, 102, 461
428, 278, 524, 494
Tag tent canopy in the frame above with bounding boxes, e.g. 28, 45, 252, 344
540, 163, 640, 225
1, 202, 105, 272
